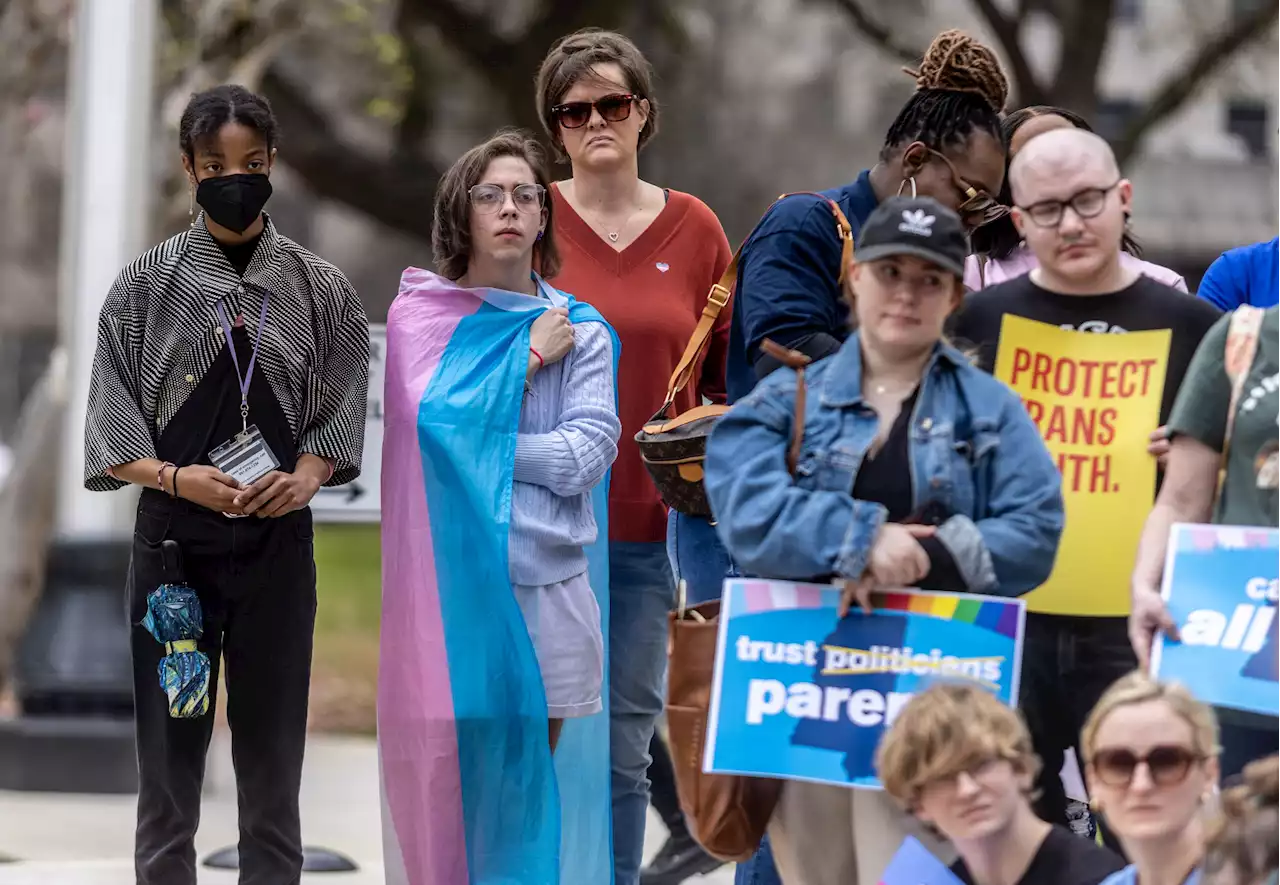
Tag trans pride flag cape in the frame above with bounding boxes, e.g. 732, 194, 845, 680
378, 268, 617, 884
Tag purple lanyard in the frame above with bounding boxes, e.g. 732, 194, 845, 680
214, 291, 271, 433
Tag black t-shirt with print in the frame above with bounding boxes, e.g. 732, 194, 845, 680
950, 274, 1222, 426
950, 825, 1126, 885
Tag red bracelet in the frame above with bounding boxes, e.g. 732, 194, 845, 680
158, 461, 176, 495
530, 347, 545, 369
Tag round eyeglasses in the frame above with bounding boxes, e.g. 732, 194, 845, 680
468, 183, 545, 215
1021, 182, 1121, 228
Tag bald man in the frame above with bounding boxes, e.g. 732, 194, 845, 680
950, 128, 1220, 842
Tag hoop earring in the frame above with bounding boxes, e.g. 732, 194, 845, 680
897, 177, 918, 198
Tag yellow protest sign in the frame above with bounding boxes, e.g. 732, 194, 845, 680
994, 315, 1171, 617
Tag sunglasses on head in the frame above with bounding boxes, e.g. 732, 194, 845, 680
551, 93, 638, 130
1089, 745, 1205, 788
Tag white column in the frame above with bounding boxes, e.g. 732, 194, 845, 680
55, 0, 158, 538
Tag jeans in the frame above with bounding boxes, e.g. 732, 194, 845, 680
734, 834, 783, 885
666, 511, 734, 605
668, 512, 784, 885
1020, 613, 1135, 851
610, 541, 675, 885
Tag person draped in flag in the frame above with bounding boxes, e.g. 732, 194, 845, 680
378, 129, 619, 885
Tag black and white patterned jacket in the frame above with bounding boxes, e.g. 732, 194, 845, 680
83, 214, 369, 491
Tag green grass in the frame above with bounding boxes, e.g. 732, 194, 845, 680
310, 523, 382, 734
314, 523, 382, 635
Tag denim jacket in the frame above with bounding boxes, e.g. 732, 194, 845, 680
704, 332, 1064, 596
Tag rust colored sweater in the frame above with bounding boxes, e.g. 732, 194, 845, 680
550, 184, 733, 543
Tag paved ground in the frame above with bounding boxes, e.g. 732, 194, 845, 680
0, 732, 735, 884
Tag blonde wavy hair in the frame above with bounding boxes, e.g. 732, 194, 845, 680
1080, 671, 1220, 764
877, 682, 1041, 811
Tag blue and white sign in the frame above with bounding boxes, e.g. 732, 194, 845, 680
703, 579, 1026, 790
1151, 523, 1279, 718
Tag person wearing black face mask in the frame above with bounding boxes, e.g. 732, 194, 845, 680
81, 84, 369, 885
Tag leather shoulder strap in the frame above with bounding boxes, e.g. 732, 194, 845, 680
758, 338, 814, 476
660, 193, 854, 410
1218, 305, 1266, 501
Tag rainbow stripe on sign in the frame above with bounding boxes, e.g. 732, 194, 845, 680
873, 591, 1021, 640
737, 582, 1022, 640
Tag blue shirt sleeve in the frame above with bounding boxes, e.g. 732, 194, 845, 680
736, 196, 847, 367
1196, 249, 1245, 311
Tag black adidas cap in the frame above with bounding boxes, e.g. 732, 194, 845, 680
855, 196, 968, 278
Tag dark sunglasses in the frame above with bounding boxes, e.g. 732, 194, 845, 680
925, 147, 1010, 229
550, 93, 638, 130
1089, 745, 1205, 788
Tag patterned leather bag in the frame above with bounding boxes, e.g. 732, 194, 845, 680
635, 193, 853, 516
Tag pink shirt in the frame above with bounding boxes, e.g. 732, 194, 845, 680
964, 245, 1188, 293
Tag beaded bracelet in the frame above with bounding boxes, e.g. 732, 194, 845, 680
158, 461, 176, 496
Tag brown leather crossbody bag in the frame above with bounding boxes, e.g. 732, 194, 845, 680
664, 339, 814, 861
634, 193, 853, 517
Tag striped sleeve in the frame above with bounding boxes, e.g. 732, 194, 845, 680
84, 273, 156, 491
298, 271, 370, 486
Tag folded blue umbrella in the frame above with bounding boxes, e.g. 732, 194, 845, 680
140, 582, 211, 719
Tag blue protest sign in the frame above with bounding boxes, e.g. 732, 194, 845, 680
1151, 523, 1279, 718
878, 836, 963, 885
703, 580, 1025, 789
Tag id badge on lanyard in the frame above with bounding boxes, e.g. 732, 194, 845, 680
208, 295, 281, 489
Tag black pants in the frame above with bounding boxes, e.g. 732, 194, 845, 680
1019, 613, 1135, 851
128, 492, 317, 885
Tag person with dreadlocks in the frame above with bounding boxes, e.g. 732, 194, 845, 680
965, 106, 1187, 293
724, 28, 1010, 402
695, 29, 1013, 885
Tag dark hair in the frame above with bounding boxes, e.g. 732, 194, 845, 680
432, 129, 561, 281
536, 28, 658, 162
179, 84, 279, 158
880, 30, 1008, 165
970, 105, 1144, 260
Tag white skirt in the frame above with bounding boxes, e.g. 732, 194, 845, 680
512, 571, 604, 718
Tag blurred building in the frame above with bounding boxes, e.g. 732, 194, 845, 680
1009, 0, 1278, 283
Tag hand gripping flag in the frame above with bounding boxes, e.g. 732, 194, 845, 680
378, 268, 617, 885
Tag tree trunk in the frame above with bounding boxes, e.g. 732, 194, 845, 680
0, 348, 67, 695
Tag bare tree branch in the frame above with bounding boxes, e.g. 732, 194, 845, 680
402, 0, 510, 71
826, 0, 919, 63
1050, 0, 1115, 117
968, 0, 1048, 107
261, 65, 439, 241
1113, 0, 1279, 165
392, 0, 434, 159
